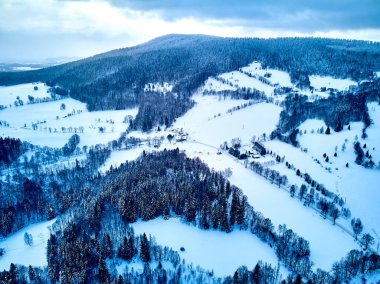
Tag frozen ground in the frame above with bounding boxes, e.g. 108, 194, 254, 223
129, 95, 281, 147
172, 95, 281, 147
309, 75, 357, 91
0, 96, 138, 148
132, 217, 285, 277
202, 77, 237, 92
219, 71, 275, 96
99, 145, 150, 172
0, 83, 51, 107
170, 142, 360, 271
0, 219, 55, 270
241, 62, 293, 87
293, 102, 380, 246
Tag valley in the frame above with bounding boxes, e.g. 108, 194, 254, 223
0, 35, 379, 283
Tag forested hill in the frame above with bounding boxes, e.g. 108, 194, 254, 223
0, 34, 379, 112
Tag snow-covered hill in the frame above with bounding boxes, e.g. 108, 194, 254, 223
0, 57, 378, 283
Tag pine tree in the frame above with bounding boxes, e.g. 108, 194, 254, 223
230, 191, 239, 226
47, 234, 59, 282
118, 236, 135, 261
325, 126, 331, 135
28, 265, 35, 282
295, 274, 302, 284
140, 233, 151, 263
252, 263, 261, 284
351, 218, 363, 240
97, 257, 111, 283
361, 233, 375, 250
9, 263, 17, 284
335, 119, 343, 132
117, 275, 124, 284
102, 234, 113, 259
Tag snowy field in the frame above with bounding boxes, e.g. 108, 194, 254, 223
128, 95, 281, 147
309, 75, 357, 91
241, 62, 293, 87
218, 71, 275, 96
293, 103, 380, 245
172, 95, 281, 147
171, 142, 359, 270
99, 146, 150, 172
114, 90, 365, 270
0, 83, 51, 107
0, 94, 138, 148
0, 219, 55, 270
202, 77, 237, 92
132, 217, 285, 277
108, 140, 360, 271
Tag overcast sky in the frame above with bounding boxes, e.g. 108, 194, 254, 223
1, 0, 379, 62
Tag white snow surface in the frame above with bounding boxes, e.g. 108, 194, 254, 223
218, 71, 275, 96
241, 62, 293, 87
295, 103, 380, 245
0, 83, 51, 107
116, 140, 359, 271
132, 217, 285, 277
99, 146, 149, 172
309, 75, 357, 91
170, 142, 359, 270
0, 97, 138, 148
202, 77, 237, 92
0, 219, 55, 269
118, 91, 360, 270
172, 95, 281, 147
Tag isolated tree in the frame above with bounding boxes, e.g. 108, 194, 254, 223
60, 103, 66, 110
231, 137, 242, 149
361, 233, 375, 250
167, 134, 174, 144
24, 232, 33, 246
335, 119, 343, 132
354, 142, 364, 165
299, 184, 307, 200
329, 206, 340, 225
351, 218, 363, 240
290, 185, 296, 197
325, 126, 331, 135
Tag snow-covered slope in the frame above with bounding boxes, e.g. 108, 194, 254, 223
218, 71, 275, 96
241, 62, 292, 87
0, 97, 138, 148
0, 83, 51, 107
309, 75, 357, 91
132, 217, 285, 277
0, 219, 55, 270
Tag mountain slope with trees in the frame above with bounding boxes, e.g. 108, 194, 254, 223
0, 34, 379, 113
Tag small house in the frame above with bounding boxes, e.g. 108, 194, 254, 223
253, 142, 266, 156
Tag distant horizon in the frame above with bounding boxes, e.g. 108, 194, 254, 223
1, 32, 380, 64
1, 0, 379, 62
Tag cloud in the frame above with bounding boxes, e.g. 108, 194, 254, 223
108, 0, 380, 32
0, 0, 379, 61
